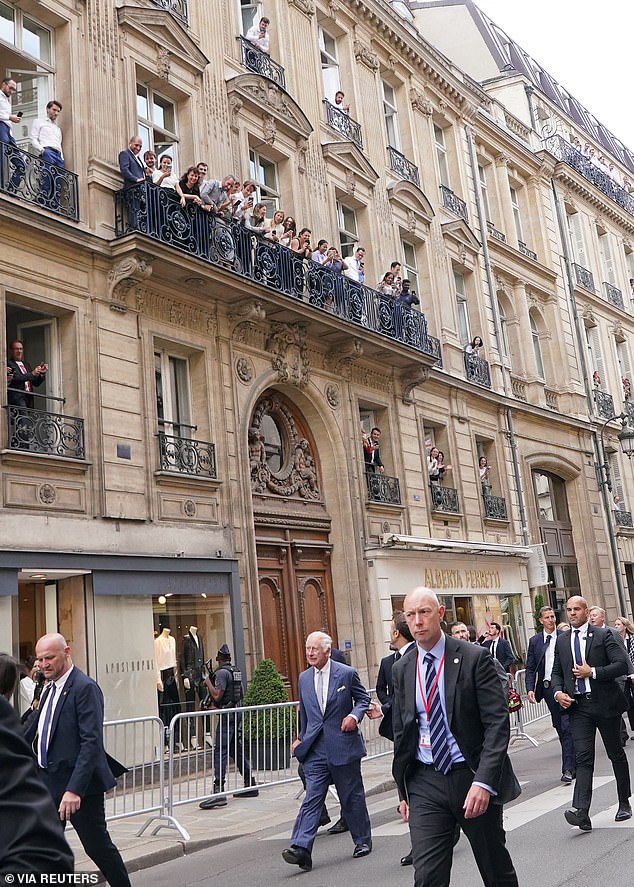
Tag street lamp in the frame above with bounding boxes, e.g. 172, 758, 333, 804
597, 412, 634, 491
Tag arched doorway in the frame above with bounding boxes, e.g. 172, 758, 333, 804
250, 390, 337, 695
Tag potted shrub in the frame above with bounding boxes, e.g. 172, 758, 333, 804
242, 659, 295, 770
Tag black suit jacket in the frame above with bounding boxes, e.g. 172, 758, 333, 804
23, 666, 123, 805
392, 638, 521, 805
118, 147, 145, 186
525, 630, 565, 701
181, 632, 205, 676
551, 624, 629, 718
7, 358, 44, 408
483, 636, 514, 671
0, 696, 74, 875
376, 652, 396, 706
363, 442, 383, 471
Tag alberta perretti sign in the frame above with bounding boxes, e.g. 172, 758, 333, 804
423, 568, 502, 592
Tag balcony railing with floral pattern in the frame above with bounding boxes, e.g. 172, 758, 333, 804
594, 388, 615, 419
440, 185, 468, 222
323, 100, 363, 150
158, 431, 217, 478
0, 143, 79, 221
464, 352, 491, 388
604, 281, 625, 310
572, 263, 595, 292
150, 0, 188, 26
483, 493, 508, 521
365, 471, 401, 505
239, 36, 286, 89
518, 241, 537, 260
430, 484, 460, 513
487, 222, 506, 243
5, 405, 85, 458
387, 146, 420, 187
615, 510, 634, 528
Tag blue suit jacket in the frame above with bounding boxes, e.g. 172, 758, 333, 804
483, 636, 514, 671
294, 660, 369, 766
23, 666, 122, 805
118, 148, 145, 186
525, 630, 565, 701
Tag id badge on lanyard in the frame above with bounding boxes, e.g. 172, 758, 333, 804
419, 713, 431, 749
416, 652, 445, 749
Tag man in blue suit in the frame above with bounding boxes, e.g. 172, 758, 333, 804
118, 136, 146, 187
24, 633, 131, 887
482, 622, 515, 672
525, 605, 575, 783
282, 631, 372, 871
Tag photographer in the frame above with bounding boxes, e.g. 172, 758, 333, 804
363, 426, 384, 474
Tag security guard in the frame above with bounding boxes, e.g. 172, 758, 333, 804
199, 644, 259, 809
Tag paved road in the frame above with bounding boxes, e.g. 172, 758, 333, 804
130, 736, 634, 887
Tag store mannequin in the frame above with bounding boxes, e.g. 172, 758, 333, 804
180, 625, 206, 749
153, 627, 181, 746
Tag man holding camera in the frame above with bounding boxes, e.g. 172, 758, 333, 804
7, 340, 48, 409
199, 644, 259, 809
363, 426, 384, 474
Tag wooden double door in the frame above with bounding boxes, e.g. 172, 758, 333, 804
256, 526, 336, 697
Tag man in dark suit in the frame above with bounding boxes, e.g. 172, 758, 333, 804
363, 426, 384, 473
551, 595, 631, 830
118, 136, 146, 187
525, 605, 575, 782
376, 611, 415, 742
482, 622, 515, 672
0, 694, 74, 876
24, 633, 131, 887
392, 587, 520, 887
7, 339, 47, 408
282, 631, 372, 872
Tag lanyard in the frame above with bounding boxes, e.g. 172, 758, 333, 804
416, 651, 445, 717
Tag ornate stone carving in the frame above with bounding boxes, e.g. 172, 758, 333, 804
495, 153, 510, 168
250, 397, 320, 500
353, 39, 380, 72
296, 138, 308, 174
108, 255, 153, 312
581, 305, 597, 328
409, 87, 433, 116
326, 338, 363, 380
232, 321, 265, 347
345, 169, 356, 195
39, 483, 57, 505
265, 322, 310, 388
612, 321, 626, 343
263, 113, 277, 145
156, 45, 171, 81
325, 384, 339, 409
406, 209, 416, 234
135, 287, 216, 335
228, 94, 243, 135
328, 0, 340, 18
183, 499, 197, 517
401, 367, 431, 404
228, 300, 266, 322
236, 356, 254, 384
287, 0, 315, 15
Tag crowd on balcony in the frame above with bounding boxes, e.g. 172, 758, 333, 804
570, 135, 633, 194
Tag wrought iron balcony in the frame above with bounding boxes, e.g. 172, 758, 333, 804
594, 388, 615, 419
615, 510, 634, 528
483, 492, 508, 520
572, 262, 595, 292
114, 182, 440, 359
430, 484, 459, 513
625, 401, 634, 426
365, 470, 401, 505
518, 241, 537, 260
150, 0, 188, 26
427, 335, 443, 368
158, 431, 217, 478
5, 405, 85, 458
239, 36, 286, 89
387, 146, 420, 187
440, 185, 468, 222
487, 222, 506, 243
604, 281, 625, 310
0, 143, 79, 221
464, 352, 491, 388
323, 100, 363, 151
543, 134, 634, 218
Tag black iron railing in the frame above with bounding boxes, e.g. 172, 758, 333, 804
0, 143, 79, 221
365, 470, 401, 504
158, 431, 217, 478
483, 493, 508, 520
430, 484, 459, 513
440, 185, 468, 222
572, 262, 595, 292
605, 281, 624, 310
594, 388, 615, 419
150, 0, 188, 26
464, 352, 491, 388
427, 335, 443, 368
543, 134, 634, 218
114, 182, 440, 358
487, 222, 506, 242
5, 405, 84, 458
518, 241, 537, 260
615, 510, 634, 528
625, 401, 634, 426
387, 146, 420, 187
239, 36, 286, 88
323, 100, 363, 150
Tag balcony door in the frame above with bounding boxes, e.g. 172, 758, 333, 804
17, 318, 59, 410
154, 351, 191, 440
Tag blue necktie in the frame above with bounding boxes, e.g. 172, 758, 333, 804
39, 683, 56, 768
424, 653, 451, 775
573, 630, 585, 694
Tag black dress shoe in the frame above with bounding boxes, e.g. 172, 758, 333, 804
319, 810, 332, 827
199, 795, 227, 809
561, 770, 574, 784
400, 852, 413, 866
564, 808, 592, 830
615, 802, 632, 822
282, 846, 312, 871
327, 818, 349, 834
353, 841, 372, 858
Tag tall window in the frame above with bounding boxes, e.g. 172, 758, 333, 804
478, 164, 493, 223
434, 124, 450, 187
382, 80, 399, 149
509, 186, 523, 241
567, 211, 587, 266
249, 149, 279, 216
402, 241, 419, 294
586, 325, 605, 386
155, 351, 191, 439
319, 27, 339, 101
497, 300, 510, 363
337, 202, 358, 256
0, 3, 54, 150
598, 231, 616, 285
530, 312, 545, 379
137, 84, 178, 165
239, 0, 261, 33
454, 270, 470, 345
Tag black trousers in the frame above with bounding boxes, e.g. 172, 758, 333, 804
542, 686, 575, 772
569, 697, 631, 810
55, 791, 131, 887
407, 764, 518, 887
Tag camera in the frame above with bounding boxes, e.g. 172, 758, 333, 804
16, 111, 23, 118
33, 670, 45, 701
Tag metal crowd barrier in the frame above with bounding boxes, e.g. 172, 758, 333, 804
509, 668, 550, 747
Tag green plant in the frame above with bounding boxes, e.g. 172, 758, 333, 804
242, 658, 295, 739
533, 593, 545, 632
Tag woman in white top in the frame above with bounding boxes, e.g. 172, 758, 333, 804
465, 335, 483, 356
265, 209, 286, 242
479, 456, 491, 486
152, 155, 186, 207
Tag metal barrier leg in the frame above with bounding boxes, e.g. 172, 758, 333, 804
136, 813, 191, 841
509, 694, 539, 747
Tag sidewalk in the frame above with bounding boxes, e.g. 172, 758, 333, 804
69, 714, 556, 877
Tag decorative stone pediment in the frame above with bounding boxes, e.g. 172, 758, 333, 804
226, 74, 313, 142
353, 39, 380, 72
117, 6, 209, 75
287, 0, 315, 14
388, 180, 435, 226
265, 322, 311, 389
440, 219, 481, 254
321, 142, 379, 190
401, 367, 431, 405
108, 254, 153, 312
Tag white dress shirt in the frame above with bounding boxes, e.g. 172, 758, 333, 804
37, 665, 74, 767
30, 117, 63, 158
543, 630, 556, 681
0, 90, 12, 125
313, 659, 331, 712
570, 622, 592, 693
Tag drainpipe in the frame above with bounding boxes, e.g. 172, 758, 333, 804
550, 179, 627, 614
465, 124, 529, 547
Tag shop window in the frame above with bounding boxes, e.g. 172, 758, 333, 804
337, 201, 358, 257
249, 148, 279, 217
136, 83, 178, 167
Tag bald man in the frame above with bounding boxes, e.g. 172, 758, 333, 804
23, 633, 131, 886
392, 588, 520, 887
